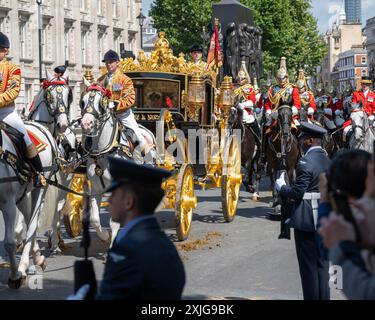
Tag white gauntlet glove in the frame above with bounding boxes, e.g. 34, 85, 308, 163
307, 107, 314, 115
292, 106, 299, 116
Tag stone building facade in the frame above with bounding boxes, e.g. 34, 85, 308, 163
331, 45, 368, 92
0, 0, 142, 119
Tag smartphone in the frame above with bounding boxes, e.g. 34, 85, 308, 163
327, 173, 362, 243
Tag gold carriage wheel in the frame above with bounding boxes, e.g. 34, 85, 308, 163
62, 174, 86, 238
175, 164, 197, 241
222, 137, 242, 222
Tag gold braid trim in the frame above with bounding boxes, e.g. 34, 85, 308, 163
268, 83, 294, 111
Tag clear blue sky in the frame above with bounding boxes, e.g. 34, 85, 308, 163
142, 0, 375, 34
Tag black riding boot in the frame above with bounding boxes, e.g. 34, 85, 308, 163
344, 130, 353, 149
26, 144, 46, 188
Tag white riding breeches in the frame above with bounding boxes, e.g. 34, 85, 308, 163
243, 110, 256, 124
0, 107, 32, 146
117, 108, 148, 152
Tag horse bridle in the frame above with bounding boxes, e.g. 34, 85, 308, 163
29, 83, 70, 126
82, 87, 112, 137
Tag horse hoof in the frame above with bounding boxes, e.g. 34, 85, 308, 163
16, 241, 25, 253
251, 195, 259, 202
58, 239, 66, 251
8, 276, 23, 289
39, 260, 47, 272
48, 247, 62, 257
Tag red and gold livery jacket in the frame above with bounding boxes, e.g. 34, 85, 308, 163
352, 90, 375, 116
300, 91, 316, 111
98, 70, 135, 114
264, 84, 301, 112
0, 59, 21, 108
234, 84, 256, 105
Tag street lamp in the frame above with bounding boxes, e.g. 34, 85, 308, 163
36, 0, 42, 81
136, 10, 146, 50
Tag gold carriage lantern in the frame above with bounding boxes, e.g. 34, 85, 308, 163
219, 76, 234, 116
187, 73, 206, 121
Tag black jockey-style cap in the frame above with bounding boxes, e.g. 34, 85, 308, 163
298, 122, 327, 140
106, 156, 172, 193
54, 65, 66, 74
360, 76, 372, 85
190, 44, 203, 53
0, 32, 10, 49
102, 50, 120, 62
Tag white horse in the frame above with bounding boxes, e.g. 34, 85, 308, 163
349, 109, 375, 153
80, 78, 156, 244
0, 110, 65, 286
24, 68, 76, 254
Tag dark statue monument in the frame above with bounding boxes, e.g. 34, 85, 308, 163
204, 0, 263, 83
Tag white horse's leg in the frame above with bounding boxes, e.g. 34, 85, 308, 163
18, 189, 45, 277
90, 194, 109, 242
32, 239, 46, 270
1, 198, 23, 288
15, 209, 25, 251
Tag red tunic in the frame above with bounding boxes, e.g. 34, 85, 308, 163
352, 90, 375, 116
264, 84, 301, 112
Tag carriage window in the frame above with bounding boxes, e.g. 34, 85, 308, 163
133, 79, 179, 109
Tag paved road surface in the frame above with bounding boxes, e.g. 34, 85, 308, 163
0, 179, 345, 300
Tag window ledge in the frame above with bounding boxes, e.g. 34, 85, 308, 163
20, 58, 34, 63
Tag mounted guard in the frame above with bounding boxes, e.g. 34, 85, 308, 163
234, 61, 261, 148
264, 57, 301, 130
296, 69, 316, 123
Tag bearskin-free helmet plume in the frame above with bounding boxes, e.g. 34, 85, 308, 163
236, 61, 251, 85
276, 57, 288, 87
297, 69, 307, 90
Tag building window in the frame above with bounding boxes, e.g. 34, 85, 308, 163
97, 0, 103, 15
362, 69, 367, 76
25, 84, 33, 109
362, 56, 367, 64
114, 34, 120, 52
64, 28, 70, 61
80, 0, 87, 11
81, 31, 87, 64
41, 27, 47, 60
64, 0, 69, 8
127, 0, 133, 21
0, 18, 5, 32
19, 20, 27, 59
112, 0, 118, 18
98, 33, 104, 66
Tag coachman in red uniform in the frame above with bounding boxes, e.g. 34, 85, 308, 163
343, 76, 375, 145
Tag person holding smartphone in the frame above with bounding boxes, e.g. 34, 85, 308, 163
318, 152, 375, 299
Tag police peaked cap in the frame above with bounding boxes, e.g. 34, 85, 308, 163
190, 44, 203, 53
298, 122, 327, 140
0, 32, 10, 48
102, 50, 120, 62
106, 156, 172, 193
54, 65, 67, 74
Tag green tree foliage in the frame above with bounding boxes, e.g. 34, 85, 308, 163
149, 0, 217, 55
241, 0, 327, 79
150, 0, 327, 80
